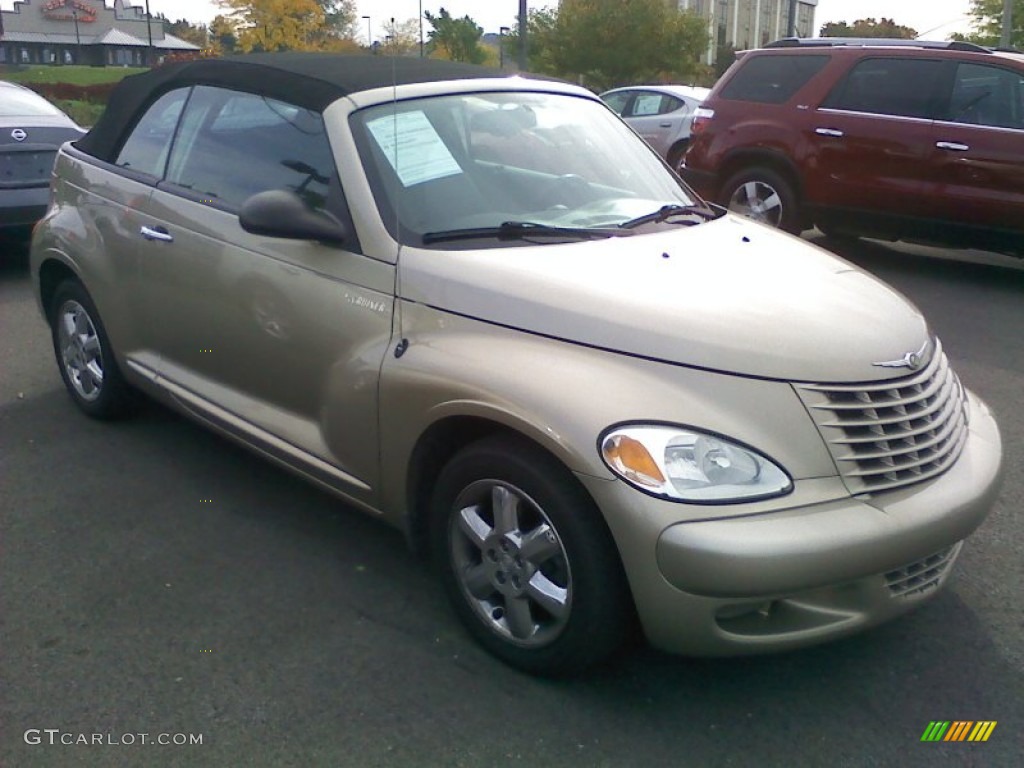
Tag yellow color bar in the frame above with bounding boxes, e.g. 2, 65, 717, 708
968, 721, 997, 742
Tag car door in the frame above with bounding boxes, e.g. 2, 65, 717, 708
806, 57, 945, 220
624, 91, 686, 157
926, 60, 1024, 234
133, 86, 394, 500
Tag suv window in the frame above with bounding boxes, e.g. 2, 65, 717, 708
114, 89, 189, 178
947, 62, 1024, 129
164, 86, 335, 211
720, 54, 830, 104
822, 58, 945, 119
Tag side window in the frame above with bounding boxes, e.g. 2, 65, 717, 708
114, 88, 189, 177
602, 92, 631, 115
658, 95, 685, 115
822, 58, 945, 119
165, 86, 335, 211
720, 54, 830, 104
947, 63, 1024, 129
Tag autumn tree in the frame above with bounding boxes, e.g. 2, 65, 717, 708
425, 8, 487, 64
164, 18, 209, 48
381, 18, 421, 57
218, 0, 326, 52
963, 0, 1023, 47
209, 14, 238, 54
550, 0, 709, 90
318, 0, 358, 39
820, 18, 918, 39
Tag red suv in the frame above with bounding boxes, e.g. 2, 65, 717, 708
681, 38, 1024, 256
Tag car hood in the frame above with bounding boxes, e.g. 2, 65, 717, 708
398, 215, 929, 382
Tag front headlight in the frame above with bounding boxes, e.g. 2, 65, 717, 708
600, 424, 792, 503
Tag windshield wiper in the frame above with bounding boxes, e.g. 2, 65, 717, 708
422, 221, 630, 245
618, 203, 717, 230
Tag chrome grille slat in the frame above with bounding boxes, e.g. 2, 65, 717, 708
795, 339, 969, 494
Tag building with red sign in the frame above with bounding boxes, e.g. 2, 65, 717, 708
0, 0, 199, 66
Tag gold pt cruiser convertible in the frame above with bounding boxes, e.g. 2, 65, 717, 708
30, 54, 1003, 675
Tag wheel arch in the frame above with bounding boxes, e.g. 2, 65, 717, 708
37, 257, 81, 321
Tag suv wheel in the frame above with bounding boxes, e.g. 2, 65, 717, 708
50, 280, 133, 419
721, 167, 800, 233
431, 435, 632, 675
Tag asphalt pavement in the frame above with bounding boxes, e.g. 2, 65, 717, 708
2, 234, 1022, 768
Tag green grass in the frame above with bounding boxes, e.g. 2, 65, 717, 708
0, 64, 147, 86
54, 99, 106, 128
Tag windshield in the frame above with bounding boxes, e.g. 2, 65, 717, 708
351, 90, 705, 247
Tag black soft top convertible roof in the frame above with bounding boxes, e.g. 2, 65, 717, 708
77, 53, 514, 163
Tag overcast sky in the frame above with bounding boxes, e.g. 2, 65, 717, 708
0, 1, 976, 41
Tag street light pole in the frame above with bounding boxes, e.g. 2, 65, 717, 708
1000, 0, 1014, 48
145, 0, 154, 66
499, 26, 510, 70
72, 9, 81, 65
419, 0, 424, 57
362, 15, 371, 49
517, 0, 527, 71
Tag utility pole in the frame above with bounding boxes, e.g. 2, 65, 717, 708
145, 0, 154, 66
419, 0, 424, 57
1000, 0, 1014, 48
517, 0, 527, 71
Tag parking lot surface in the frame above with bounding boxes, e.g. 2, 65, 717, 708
2, 235, 1022, 767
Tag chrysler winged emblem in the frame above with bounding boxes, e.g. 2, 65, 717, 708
874, 340, 929, 371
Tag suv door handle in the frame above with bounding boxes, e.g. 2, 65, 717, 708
936, 141, 970, 152
140, 225, 174, 243
815, 128, 845, 137
659, 122, 672, 128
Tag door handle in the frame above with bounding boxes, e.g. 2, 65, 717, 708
140, 225, 174, 243
659, 122, 672, 128
936, 141, 970, 152
815, 128, 844, 137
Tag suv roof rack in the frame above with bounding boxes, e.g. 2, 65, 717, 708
765, 37, 992, 54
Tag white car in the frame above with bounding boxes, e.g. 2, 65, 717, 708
601, 84, 711, 170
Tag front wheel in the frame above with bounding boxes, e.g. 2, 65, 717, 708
721, 167, 801, 233
431, 435, 633, 675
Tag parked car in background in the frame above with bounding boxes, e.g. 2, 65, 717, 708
601, 84, 710, 170
0, 80, 85, 238
682, 38, 1024, 255
31, 55, 1002, 675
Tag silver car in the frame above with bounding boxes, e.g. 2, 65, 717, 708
601, 84, 711, 170
1, 80, 85, 237
30, 55, 1003, 675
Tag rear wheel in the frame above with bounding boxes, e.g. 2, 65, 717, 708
431, 435, 632, 675
667, 140, 690, 173
50, 280, 133, 419
721, 167, 801, 233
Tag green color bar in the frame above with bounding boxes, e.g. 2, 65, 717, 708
921, 721, 950, 742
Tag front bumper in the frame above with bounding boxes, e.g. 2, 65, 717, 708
579, 392, 1002, 656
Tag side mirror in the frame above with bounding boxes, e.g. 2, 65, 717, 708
239, 190, 347, 246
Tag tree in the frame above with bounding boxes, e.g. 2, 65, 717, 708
549, 0, 709, 90
820, 18, 918, 39
425, 8, 487, 64
218, 0, 326, 52
963, 0, 1023, 47
209, 14, 238, 54
380, 17, 420, 56
315, 0, 358, 41
503, 7, 558, 72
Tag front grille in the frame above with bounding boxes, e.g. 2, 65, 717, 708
884, 544, 961, 598
0, 149, 56, 187
796, 338, 969, 495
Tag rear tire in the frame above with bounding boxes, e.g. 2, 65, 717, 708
721, 167, 801, 233
50, 280, 133, 419
430, 435, 633, 675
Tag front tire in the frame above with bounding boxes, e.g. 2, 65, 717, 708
721, 167, 801, 233
50, 280, 133, 419
431, 435, 633, 675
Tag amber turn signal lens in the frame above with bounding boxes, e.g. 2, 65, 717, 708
602, 435, 666, 487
